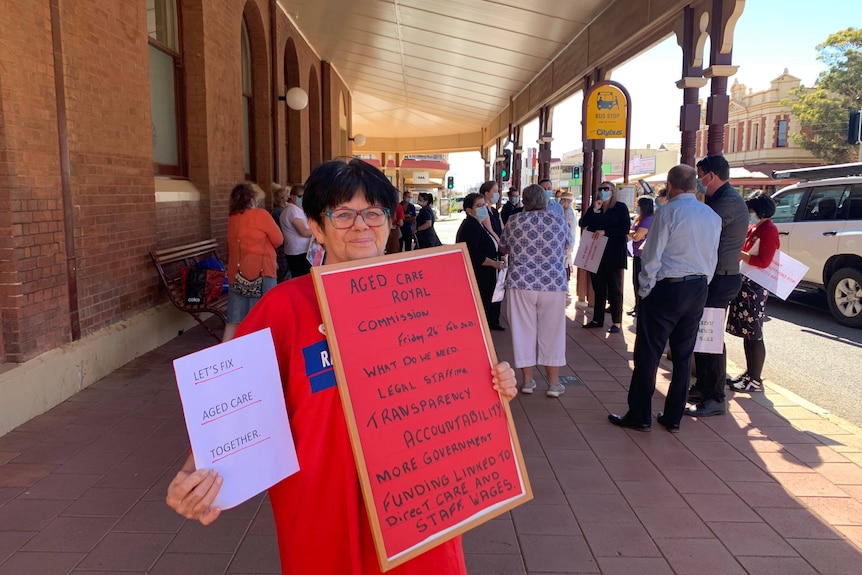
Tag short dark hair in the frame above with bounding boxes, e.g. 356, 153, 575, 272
229, 182, 257, 215
479, 181, 497, 196
538, 178, 552, 186
746, 191, 776, 219
507, 188, 519, 197
463, 192, 483, 210
637, 196, 654, 217
290, 183, 304, 197
302, 159, 398, 225
696, 154, 730, 181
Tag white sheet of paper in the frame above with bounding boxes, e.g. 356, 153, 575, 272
574, 233, 608, 273
173, 328, 298, 510
694, 307, 726, 354
740, 250, 809, 300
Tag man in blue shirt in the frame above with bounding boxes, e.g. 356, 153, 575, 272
609, 164, 721, 432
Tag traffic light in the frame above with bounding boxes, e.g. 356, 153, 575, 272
447, 176, 454, 189
848, 111, 861, 145
501, 149, 512, 181
573, 166, 581, 179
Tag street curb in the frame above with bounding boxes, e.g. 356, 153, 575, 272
660, 354, 862, 438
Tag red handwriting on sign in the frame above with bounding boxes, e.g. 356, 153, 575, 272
319, 251, 525, 559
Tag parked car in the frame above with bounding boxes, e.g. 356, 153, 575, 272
769, 170, 862, 327
452, 196, 465, 212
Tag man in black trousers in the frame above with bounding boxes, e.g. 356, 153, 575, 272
609, 164, 721, 432
686, 155, 749, 417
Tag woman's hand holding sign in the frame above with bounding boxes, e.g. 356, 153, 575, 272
166, 456, 224, 525
492, 360, 517, 401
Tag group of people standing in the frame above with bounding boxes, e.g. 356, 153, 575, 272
457, 179, 576, 398
607, 155, 779, 433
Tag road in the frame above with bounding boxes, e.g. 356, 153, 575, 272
431, 210, 862, 427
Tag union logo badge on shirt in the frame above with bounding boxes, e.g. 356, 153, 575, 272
302, 338, 336, 393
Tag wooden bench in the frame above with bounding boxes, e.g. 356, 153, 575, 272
150, 239, 228, 342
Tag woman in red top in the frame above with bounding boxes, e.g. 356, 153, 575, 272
166, 160, 518, 574
225, 182, 283, 341
726, 192, 779, 392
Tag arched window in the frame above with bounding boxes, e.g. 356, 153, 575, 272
147, 0, 185, 176
241, 18, 254, 180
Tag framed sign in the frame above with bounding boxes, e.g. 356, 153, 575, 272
311, 245, 532, 571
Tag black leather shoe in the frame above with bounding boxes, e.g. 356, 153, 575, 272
656, 412, 680, 433
583, 320, 603, 329
687, 389, 704, 404
684, 398, 727, 417
490, 324, 506, 332
608, 413, 651, 432
626, 309, 637, 317
607, 325, 621, 334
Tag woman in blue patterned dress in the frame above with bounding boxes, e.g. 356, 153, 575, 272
500, 184, 571, 397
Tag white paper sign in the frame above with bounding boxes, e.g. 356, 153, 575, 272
172, 328, 299, 509
740, 250, 809, 300
492, 266, 507, 303
574, 233, 608, 273
694, 307, 726, 354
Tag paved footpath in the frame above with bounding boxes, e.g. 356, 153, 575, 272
1, 301, 861, 574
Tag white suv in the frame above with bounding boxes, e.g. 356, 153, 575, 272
770, 173, 862, 327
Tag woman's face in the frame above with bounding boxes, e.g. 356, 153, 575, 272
308, 193, 390, 265
596, 184, 614, 201
466, 197, 487, 219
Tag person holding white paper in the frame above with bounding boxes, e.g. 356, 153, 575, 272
166, 159, 518, 575
726, 192, 779, 393
608, 165, 721, 433
578, 181, 631, 333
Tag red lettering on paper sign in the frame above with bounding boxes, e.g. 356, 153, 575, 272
312, 245, 531, 570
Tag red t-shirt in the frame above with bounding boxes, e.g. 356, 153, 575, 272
235, 275, 466, 574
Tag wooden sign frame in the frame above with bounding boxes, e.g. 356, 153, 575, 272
311, 244, 532, 571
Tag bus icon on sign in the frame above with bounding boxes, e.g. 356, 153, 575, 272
596, 91, 619, 110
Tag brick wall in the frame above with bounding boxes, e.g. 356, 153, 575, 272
0, 2, 70, 362
59, 0, 158, 335
0, 0, 339, 362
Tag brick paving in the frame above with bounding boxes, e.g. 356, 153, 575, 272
1, 303, 861, 574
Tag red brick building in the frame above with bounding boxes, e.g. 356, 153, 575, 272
0, 0, 352, 432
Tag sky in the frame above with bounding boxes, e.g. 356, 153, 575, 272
448, 0, 855, 188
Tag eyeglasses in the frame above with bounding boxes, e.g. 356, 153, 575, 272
321, 207, 390, 229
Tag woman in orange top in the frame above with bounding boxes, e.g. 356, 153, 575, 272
225, 182, 283, 340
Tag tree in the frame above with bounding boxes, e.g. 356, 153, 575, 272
788, 28, 862, 164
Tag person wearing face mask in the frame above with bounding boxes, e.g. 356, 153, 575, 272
686, 154, 749, 417
479, 180, 504, 239
501, 188, 523, 224
725, 192, 779, 393
279, 183, 313, 279
479, 181, 504, 328
540, 178, 565, 219
457, 192, 506, 331
578, 181, 632, 333
414, 192, 442, 248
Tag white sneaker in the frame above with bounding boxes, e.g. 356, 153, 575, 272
546, 383, 565, 398
520, 380, 537, 394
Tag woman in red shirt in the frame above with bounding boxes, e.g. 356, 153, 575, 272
726, 192, 780, 392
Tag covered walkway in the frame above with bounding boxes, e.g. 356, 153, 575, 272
2, 305, 861, 574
